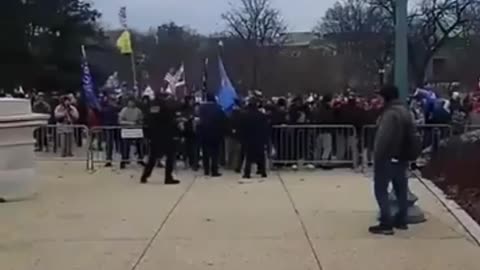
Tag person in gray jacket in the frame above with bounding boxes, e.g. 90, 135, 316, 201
370, 85, 413, 235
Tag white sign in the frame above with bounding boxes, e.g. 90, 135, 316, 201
121, 128, 144, 139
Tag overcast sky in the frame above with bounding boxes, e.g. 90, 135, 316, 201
92, 0, 338, 34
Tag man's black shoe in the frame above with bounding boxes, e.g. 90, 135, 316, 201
105, 162, 112, 168
165, 179, 180, 185
140, 177, 148, 184
242, 175, 251, 179
120, 162, 126, 169
368, 224, 394, 235
260, 173, 268, 178
393, 221, 409, 230
211, 173, 222, 178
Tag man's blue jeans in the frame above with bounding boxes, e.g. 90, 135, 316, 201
374, 159, 408, 226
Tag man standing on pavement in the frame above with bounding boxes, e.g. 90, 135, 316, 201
242, 98, 269, 179
198, 93, 226, 177
140, 93, 181, 185
370, 85, 418, 235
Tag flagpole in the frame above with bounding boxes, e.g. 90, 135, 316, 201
129, 50, 138, 96
119, 6, 139, 97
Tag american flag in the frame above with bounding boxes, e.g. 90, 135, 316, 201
81, 46, 100, 110
119, 6, 127, 29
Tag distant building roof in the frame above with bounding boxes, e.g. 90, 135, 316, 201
283, 32, 317, 47
281, 32, 337, 53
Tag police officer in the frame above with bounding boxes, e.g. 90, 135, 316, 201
198, 93, 226, 177
140, 93, 181, 185
242, 98, 270, 179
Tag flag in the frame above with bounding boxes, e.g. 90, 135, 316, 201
119, 6, 128, 29
163, 65, 185, 95
81, 46, 100, 126
216, 56, 237, 112
116, 30, 133, 54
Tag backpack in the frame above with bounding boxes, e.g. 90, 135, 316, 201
393, 106, 423, 161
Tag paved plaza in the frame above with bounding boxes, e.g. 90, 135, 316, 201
1, 162, 480, 270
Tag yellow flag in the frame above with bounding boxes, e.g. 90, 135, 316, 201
116, 30, 133, 54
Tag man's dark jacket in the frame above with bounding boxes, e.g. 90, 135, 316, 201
374, 100, 414, 162
143, 98, 180, 143
198, 102, 226, 143
243, 108, 270, 149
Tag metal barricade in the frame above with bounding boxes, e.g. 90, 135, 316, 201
33, 124, 90, 168
360, 124, 453, 172
465, 125, 480, 133
360, 125, 377, 171
88, 126, 148, 170
270, 125, 358, 168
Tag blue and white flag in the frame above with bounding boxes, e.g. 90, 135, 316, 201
81, 46, 100, 111
216, 56, 237, 112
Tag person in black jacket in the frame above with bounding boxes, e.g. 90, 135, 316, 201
242, 98, 270, 179
370, 85, 413, 235
198, 93, 226, 177
140, 94, 182, 185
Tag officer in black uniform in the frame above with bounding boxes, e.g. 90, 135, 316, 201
242, 98, 270, 179
140, 93, 182, 185
198, 93, 226, 177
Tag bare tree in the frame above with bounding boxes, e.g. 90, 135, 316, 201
316, 0, 393, 88
315, 0, 392, 34
372, 0, 480, 85
221, 0, 287, 89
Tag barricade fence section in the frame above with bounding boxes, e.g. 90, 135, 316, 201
465, 124, 480, 133
33, 125, 90, 167
270, 125, 359, 168
34, 124, 474, 172
360, 124, 453, 171
88, 126, 148, 170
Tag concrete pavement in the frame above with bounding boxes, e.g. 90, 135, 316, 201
0, 162, 479, 270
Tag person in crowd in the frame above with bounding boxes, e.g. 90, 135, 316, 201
449, 91, 467, 135
140, 93, 182, 185
370, 85, 415, 235
54, 96, 79, 157
310, 94, 335, 166
33, 92, 51, 152
182, 95, 199, 170
229, 100, 246, 173
118, 97, 144, 169
198, 93, 226, 177
102, 94, 121, 167
242, 98, 270, 179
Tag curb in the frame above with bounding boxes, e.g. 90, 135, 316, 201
415, 175, 480, 246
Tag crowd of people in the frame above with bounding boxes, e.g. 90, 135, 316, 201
24, 85, 480, 180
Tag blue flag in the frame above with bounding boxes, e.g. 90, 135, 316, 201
81, 49, 100, 111
216, 56, 237, 112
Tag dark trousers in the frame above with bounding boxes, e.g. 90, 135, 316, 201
34, 128, 49, 151
244, 145, 266, 177
374, 160, 408, 226
121, 139, 144, 163
202, 140, 220, 175
104, 130, 121, 161
142, 140, 176, 181
236, 144, 246, 172
74, 127, 83, 147
185, 136, 199, 169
